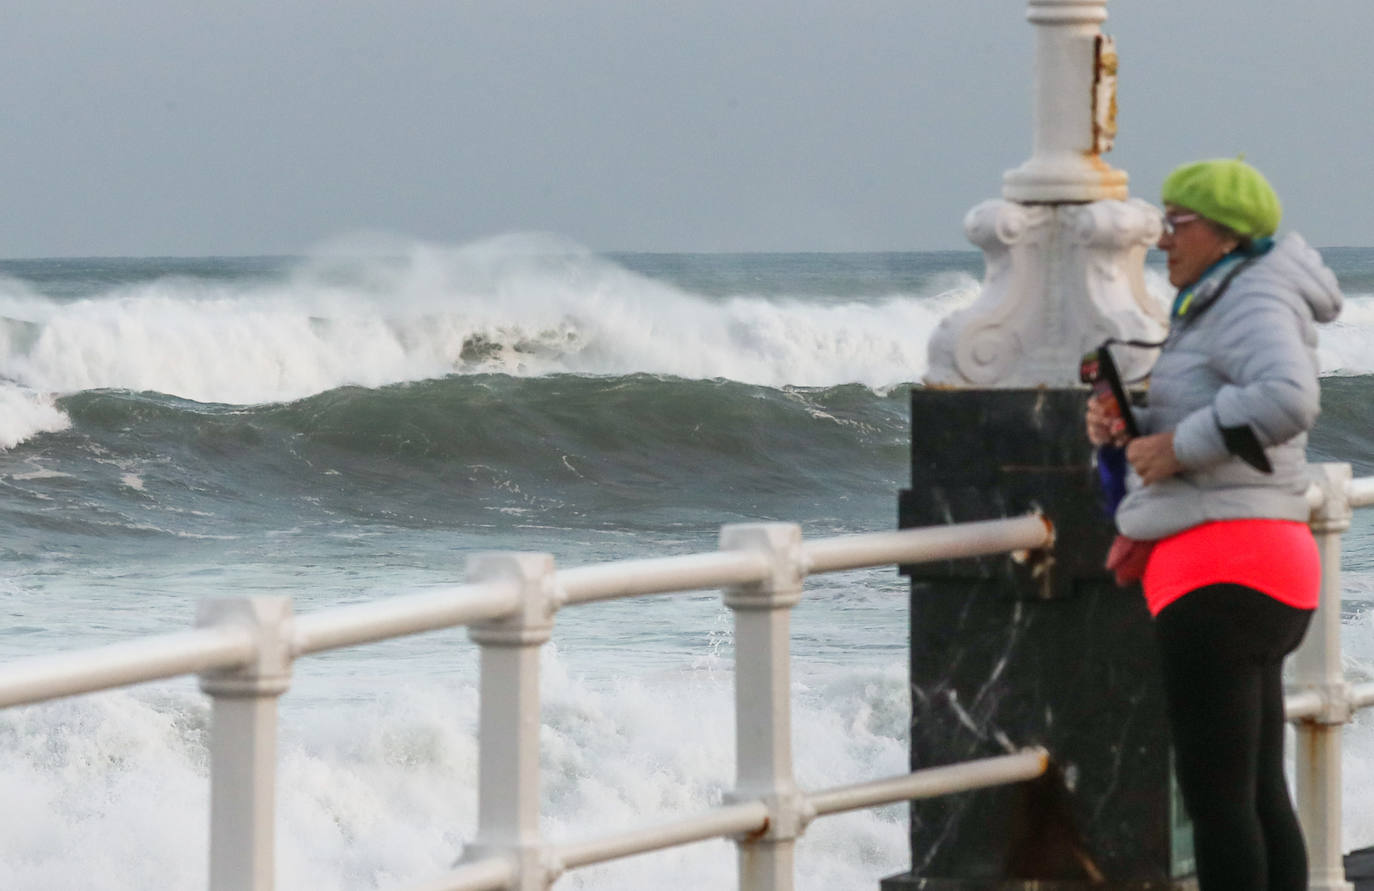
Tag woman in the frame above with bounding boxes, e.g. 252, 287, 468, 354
1086, 158, 1343, 890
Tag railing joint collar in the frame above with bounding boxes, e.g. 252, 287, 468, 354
466, 552, 560, 646
458, 843, 562, 890
1296, 681, 1355, 727
722, 788, 814, 843
1309, 463, 1354, 532
196, 595, 294, 697
719, 522, 806, 609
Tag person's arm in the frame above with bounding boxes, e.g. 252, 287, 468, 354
1170, 294, 1319, 472
1126, 431, 1181, 484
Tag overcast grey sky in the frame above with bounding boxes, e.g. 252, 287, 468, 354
2, 1, 1371, 257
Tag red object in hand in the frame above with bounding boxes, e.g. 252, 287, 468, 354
1080, 347, 1138, 438
1105, 534, 1154, 587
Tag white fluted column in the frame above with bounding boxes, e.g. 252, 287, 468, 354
461, 553, 564, 891
198, 596, 294, 891
1004, 0, 1127, 202
720, 523, 812, 891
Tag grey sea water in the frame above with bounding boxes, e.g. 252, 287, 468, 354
0, 238, 1370, 888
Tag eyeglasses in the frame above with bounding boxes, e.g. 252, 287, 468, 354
1161, 212, 1202, 237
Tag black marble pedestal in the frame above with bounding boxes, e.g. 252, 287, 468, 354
881, 389, 1195, 890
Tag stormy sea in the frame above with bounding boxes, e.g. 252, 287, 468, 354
0, 235, 1370, 889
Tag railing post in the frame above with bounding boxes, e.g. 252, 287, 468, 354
1295, 463, 1354, 891
720, 523, 813, 891
197, 596, 295, 891
460, 553, 562, 891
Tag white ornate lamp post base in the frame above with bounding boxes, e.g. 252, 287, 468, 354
926, 197, 1165, 388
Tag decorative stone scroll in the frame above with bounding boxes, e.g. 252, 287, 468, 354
926, 198, 1165, 388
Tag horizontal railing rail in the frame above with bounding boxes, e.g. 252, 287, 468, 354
1286, 681, 1374, 722
1347, 475, 1374, 509
291, 582, 521, 656
411, 749, 1051, 891
0, 626, 256, 710
803, 747, 1049, 819
0, 514, 1053, 708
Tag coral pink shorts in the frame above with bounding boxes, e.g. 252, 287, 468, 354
1142, 519, 1320, 617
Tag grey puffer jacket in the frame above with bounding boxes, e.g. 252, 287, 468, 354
1114, 232, 1343, 541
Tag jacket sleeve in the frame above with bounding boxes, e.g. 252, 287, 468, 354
1170, 293, 1319, 471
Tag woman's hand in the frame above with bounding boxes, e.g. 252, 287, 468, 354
1085, 394, 1129, 447
1126, 432, 1183, 485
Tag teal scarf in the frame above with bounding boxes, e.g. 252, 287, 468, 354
1171, 237, 1275, 319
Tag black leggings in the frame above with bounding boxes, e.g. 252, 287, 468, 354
1154, 583, 1314, 891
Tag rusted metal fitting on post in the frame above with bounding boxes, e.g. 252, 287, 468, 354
1299, 682, 1355, 727
1010, 510, 1056, 568
1308, 463, 1354, 535
719, 522, 806, 610
196, 595, 295, 698
1010, 509, 1057, 599
725, 788, 815, 844
466, 552, 562, 647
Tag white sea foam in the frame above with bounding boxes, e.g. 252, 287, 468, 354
0, 648, 911, 891
0, 386, 70, 449
4, 237, 1374, 453
0, 235, 974, 412
1317, 294, 1374, 376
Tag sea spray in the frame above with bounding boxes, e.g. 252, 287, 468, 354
0, 237, 978, 422
0, 385, 69, 449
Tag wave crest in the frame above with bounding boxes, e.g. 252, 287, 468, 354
0, 236, 974, 415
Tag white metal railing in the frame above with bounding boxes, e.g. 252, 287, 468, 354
1286, 463, 1374, 891
0, 513, 1055, 891
2, 463, 1370, 891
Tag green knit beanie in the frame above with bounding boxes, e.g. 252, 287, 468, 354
1161, 158, 1282, 238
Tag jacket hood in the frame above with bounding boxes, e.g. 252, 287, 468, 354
1255, 232, 1343, 323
